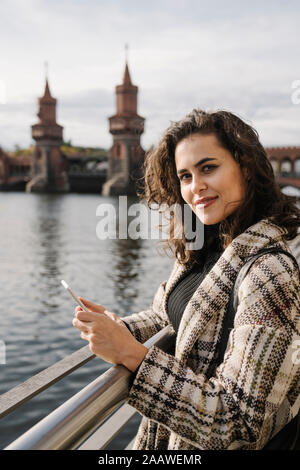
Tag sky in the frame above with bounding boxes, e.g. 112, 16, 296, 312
1, 0, 300, 151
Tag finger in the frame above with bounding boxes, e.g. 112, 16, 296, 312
78, 297, 105, 314
103, 310, 119, 322
76, 309, 103, 322
73, 317, 90, 333
80, 331, 89, 341
75, 306, 83, 314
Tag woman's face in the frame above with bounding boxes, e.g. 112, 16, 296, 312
175, 133, 247, 225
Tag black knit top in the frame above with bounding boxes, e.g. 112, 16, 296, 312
167, 240, 223, 334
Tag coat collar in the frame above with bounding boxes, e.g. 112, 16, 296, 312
162, 218, 289, 361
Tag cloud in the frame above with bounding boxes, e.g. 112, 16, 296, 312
0, 0, 300, 150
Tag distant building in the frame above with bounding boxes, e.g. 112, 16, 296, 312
1, 62, 300, 194
103, 60, 145, 195
0, 148, 31, 190
26, 78, 69, 192
266, 146, 300, 188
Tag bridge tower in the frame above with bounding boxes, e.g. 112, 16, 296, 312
27, 75, 68, 192
103, 57, 145, 195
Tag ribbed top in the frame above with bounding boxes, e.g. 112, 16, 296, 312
167, 246, 223, 334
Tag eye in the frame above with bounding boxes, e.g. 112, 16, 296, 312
178, 173, 191, 182
202, 165, 217, 173
178, 165, 217, 182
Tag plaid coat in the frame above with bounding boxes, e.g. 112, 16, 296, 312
123, 218, 300, 450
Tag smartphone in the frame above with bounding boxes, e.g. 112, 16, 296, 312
61, 280, 90, 312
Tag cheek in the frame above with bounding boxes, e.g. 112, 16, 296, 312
218, 166, 244, 198
179, 184, 191, 203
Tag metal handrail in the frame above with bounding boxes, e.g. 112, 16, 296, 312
4, 325, 175, 450
4, 236, 298, 450
77, 402, 138, 450
0, 345, 95, 419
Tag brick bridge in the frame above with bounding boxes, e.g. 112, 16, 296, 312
0, 149, 31, 190
0, 59, 299, 193
1, 145, 299, 193
266, 146, 300, 189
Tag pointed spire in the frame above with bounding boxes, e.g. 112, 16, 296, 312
41, 61, 54, 100
43, 78, 52, 98
123, 62, 132, 86
122, 44, 132, 85
40, 77, 55, 103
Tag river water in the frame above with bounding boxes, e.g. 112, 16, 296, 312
0, 192, 174, 449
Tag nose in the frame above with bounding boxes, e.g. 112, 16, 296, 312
190, 173, 207, 195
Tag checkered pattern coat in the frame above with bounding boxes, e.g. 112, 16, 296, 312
123, 218, 300, 450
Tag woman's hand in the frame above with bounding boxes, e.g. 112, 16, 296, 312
72, 297, 148, 372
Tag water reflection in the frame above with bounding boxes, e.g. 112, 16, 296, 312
106, 195, 144, 314
31, 195, 64, 313
0, 192, 172, 449
110, 237, 143, 313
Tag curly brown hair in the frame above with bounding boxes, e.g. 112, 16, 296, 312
138, 109, 300, 265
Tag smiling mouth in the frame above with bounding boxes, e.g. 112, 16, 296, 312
195, 197, 218, 207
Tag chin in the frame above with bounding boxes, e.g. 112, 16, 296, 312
194, 210, 222, 226
202, 218, 222, 226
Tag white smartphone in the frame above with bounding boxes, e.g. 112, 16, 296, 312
61, 280, 90, 312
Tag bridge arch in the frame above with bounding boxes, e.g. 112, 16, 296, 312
280, 157, 293, 177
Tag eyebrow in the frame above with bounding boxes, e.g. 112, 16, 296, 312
177, 157, 217, 175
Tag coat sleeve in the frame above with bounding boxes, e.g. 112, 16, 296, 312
126, 252, 300, 449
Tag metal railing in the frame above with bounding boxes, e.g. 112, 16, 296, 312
2, 234, 300, 451
2, 325, 175, 450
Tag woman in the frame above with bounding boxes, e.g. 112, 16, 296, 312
73, 109, 300, 450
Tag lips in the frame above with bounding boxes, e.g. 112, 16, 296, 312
195, 196, 218, 205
